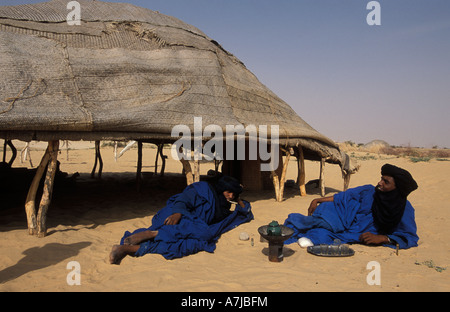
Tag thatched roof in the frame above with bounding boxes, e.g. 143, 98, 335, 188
0, 0, 353, 168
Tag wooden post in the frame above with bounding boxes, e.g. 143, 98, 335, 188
36, 140, 59, 237
180, 159, 194, 185
214, 160, 222, 173
272, 171, 280, 201
97, 141, 103, 178
2, 139, 6, 163
193, 159, 200, 182
64, 140, 70, 161
319, 158, 325, 197
271, 148, 291, 202
7, 140, 16, 166
296, 146, 307, 196
159, 145, 167, 177
21, 142, 34, 167
343, 171, 351, 191
91, 140, 103, 179
155, 144, 167, 177
2, 140, 17, 166
25, 147, 50, 235
136, 141, 143, 192
154, 144, 160, 175
278, 151, 290, 201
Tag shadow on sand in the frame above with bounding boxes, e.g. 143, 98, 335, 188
0, 242, 91, 284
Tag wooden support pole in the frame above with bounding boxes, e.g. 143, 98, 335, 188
91, 142, 98, 178
7, 140, 16, 166
155, 144, 167, 177
154, 144, 160, 175
278, 151, 290, 201
319, 158, 325, 197
180, 159, 194, 185
193, 159, 200, 182
61, 140, 70, 161
36, 140, 59, 237
214, 160, 222, 173
2, 139, 6, 163
21, 142, 34, 167
296, 146, 307, 197
136, 141, 143, 192
91, 140, 103, 179
2, 140, 17, 166
343, 171, 351, 191
272, 171, 280, 201
97, 141, 103, 179
159, 145, 167, 177
25, 146, 50, 235
272, 149, 291, 202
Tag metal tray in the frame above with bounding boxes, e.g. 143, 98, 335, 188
307, 244, 355, 257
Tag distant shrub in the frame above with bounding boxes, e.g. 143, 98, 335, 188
340, 141, 450, 161
410, 157, 431, 163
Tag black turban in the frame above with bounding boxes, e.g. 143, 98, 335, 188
381, 164, 418, 198
215, 176, 243, 196
372, 164, 418, 234
209, 175, 243, 224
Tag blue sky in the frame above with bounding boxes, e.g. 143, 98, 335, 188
2, 0, 449, 147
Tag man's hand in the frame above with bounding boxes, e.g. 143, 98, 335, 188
359, 232, 390, 245
164, 213, 182, 225
307, 196, 334, 216
236, 196, 246, 208
307, 199, 319, 216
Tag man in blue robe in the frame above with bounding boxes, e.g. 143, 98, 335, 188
110, 176, 253, 264
284, 164, 419, 250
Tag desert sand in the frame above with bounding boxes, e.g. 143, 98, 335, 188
0, 141, 449, 292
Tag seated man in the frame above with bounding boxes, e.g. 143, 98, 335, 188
284, 164, 419, 249
110, 176, 253, 264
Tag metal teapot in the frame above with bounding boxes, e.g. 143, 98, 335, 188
267, 220, 281, 236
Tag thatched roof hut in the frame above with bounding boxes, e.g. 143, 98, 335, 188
0, 0, 358, 237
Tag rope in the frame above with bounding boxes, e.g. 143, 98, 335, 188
160, 81, 190, 103
0, 79, 46, 115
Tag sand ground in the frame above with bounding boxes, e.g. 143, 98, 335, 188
0, 141, 449, 292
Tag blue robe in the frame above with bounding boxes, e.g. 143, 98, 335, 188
284, 185, 419, 249
120, 182, 253, 259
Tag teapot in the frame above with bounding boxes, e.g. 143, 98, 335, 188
267, 220, 281, 236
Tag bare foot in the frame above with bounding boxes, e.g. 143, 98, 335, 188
109, 245, 139, 265
109, 245, 127, 265
123, 230, 158, 245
